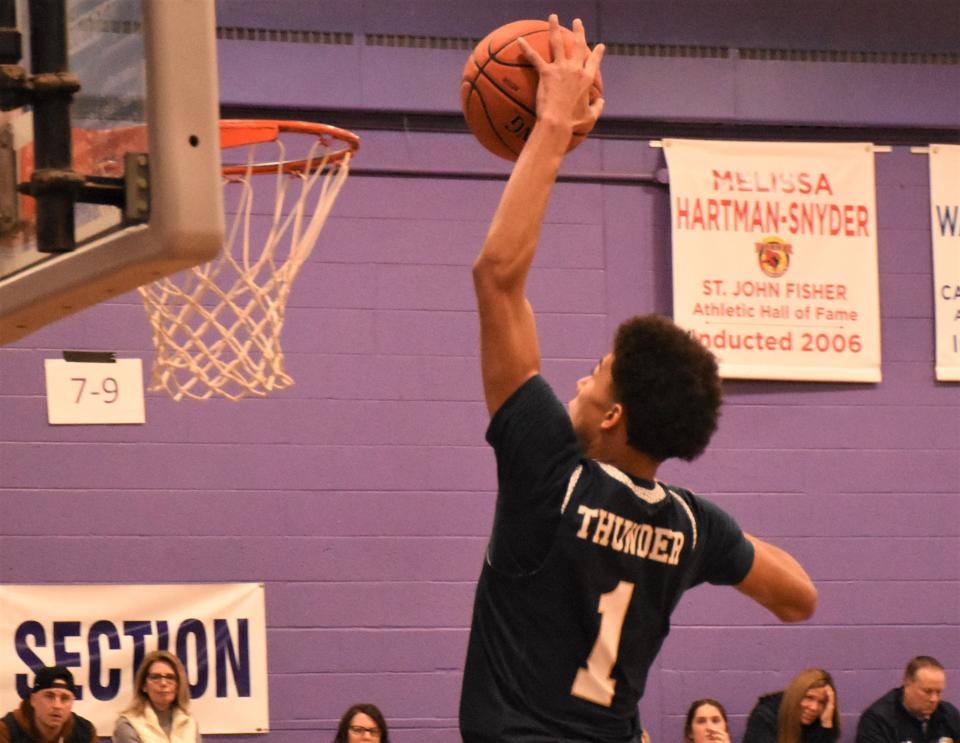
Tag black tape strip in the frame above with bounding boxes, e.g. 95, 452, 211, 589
62, 351, 116, 363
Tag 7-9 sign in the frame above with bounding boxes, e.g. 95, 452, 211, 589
44, 359, 146, 424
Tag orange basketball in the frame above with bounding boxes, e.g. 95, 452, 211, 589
460, 19, 603, 161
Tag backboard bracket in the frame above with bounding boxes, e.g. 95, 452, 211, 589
0, 0, 224, 345
0, 122, 18, 235
19, 151, 150, 220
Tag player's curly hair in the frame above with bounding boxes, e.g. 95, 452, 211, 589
611, 314, 722, 462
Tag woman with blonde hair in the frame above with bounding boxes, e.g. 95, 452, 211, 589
112, 650, 200, 743
743, 668, 839, 743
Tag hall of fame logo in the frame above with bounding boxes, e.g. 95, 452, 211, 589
755, 236, 792, 277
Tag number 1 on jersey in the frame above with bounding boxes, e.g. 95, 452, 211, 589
570, 580, 635, 707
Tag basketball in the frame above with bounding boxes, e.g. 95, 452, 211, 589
460, 19, 603, 161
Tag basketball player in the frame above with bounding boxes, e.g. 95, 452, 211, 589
459, 14, 818, 742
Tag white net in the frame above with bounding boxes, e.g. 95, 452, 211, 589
139, 131, 353, 401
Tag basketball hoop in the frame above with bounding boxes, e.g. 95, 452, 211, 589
138, 119, 359, 401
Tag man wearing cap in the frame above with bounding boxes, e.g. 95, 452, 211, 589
857, 656, 960, 743
1, 666, 98, 743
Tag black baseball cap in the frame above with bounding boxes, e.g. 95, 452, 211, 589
31, 666, 77, 695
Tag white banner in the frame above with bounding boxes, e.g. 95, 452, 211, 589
0, 583, 268, 735
929, 144, 960, 381
664, 139, 882, 382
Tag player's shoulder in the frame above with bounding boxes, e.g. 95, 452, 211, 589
659, 481, 728, 521
578, 466, 721, 520
658, 485, 752, 573
584, 461, 671, 502
488, 374, 569, 436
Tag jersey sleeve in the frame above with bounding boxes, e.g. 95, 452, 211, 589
485, 375, 583, 572
691, 494, 755, 586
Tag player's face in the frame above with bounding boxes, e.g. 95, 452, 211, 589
687, 703, 727, 743
143, 660, 179, 712
902, 667, 945, 719
798, 685, 828, 725
30, 687, 75, 734
568, 353, 617, 452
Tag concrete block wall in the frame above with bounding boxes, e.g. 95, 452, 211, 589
1, 1, 958, 741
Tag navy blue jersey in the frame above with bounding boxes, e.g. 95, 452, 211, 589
460, 376, 754, 742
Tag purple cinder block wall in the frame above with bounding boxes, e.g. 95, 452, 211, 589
1, 2, 958, 742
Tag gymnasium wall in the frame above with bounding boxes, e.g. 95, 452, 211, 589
1, 1, 958, 742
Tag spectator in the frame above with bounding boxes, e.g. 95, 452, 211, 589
686, 699, 731, 743
856, 656, 960, 743
743, 668, 839, 743
113, 650, 199, 743
1, 666, 97, 743
334, 704, 389, 742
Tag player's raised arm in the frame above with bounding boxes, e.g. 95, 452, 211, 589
735, 533, 818, 622
472, 15, 604, 416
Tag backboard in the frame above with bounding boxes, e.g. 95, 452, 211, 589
0, 0, 223, 344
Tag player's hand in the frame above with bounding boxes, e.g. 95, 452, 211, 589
516, 14, 605, 133
820, 684, 836, 727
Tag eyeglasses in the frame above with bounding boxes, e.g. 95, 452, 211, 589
347, 725, 381, 738
147, 673, 177, 683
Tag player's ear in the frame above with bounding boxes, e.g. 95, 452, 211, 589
600, 402, 623, 430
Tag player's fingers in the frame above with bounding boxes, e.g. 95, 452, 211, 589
515, 36, 545, 70
571, 18, 589, 58
585, 42, 605, 78
587, 95, 605, 123
547, 14, 566, 61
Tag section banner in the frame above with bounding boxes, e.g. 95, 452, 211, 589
0, 583, 268, 735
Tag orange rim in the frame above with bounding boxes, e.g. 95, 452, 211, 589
219, 119, 359, 175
